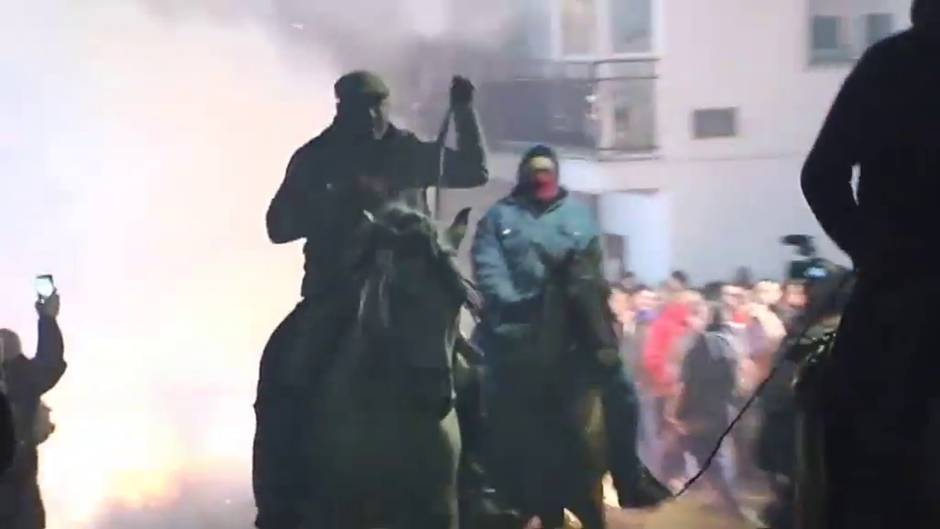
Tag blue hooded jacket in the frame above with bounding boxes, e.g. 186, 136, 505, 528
470, 145, 601, 366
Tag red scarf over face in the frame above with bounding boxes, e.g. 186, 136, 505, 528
531, 170, 560, 203
524, 155, 560, 203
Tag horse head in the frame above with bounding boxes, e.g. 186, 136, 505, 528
306, 205, 474, 527
353, 205, 475, 393
533, 238, 619, 370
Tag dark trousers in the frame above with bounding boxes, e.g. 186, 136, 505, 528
253, 295, 359, 529
0, 448, 45, 529
681, 429, 741, 513
253, 304, 312, 529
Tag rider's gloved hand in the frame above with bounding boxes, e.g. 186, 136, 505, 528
450, 76, 475, 107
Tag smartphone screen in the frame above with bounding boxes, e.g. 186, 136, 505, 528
35, 275, 56, 299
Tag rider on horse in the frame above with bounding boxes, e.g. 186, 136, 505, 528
255, 71, 488, 529
471, 145, 673, 520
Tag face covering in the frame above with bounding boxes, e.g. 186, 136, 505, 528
531, 170, 560, 203
525, 156, 560, 203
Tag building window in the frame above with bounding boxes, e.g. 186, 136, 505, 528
596, 78, 657, 151
561, 0, 597, 55
610, 0, 653, 53
812, 16, 840, 50
807, 0, 908, 66
865, 13, 895, 48
810, 15, 851, 64
692, 108, 738, 139
602, 233, 626, 281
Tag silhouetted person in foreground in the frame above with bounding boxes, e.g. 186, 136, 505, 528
255, 71, 487, 529
801, 2, 940, 526
0, 293, 66, 529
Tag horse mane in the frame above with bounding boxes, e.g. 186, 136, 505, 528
365, 204, 481, 316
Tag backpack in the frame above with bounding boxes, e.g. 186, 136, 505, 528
31, 400, 55, 445
10, 399, 55, 447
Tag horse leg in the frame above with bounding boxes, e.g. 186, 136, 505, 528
568, 479, 606, 529
392, 508, 455, 529
392, 492, 458, 529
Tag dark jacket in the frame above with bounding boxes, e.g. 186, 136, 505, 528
267, 104, 488, 298
471, 146, 603, 371
0, 316, 65, 523
802, 28, 940, 279
0, 392, 12, 476
676, 327, 737, 434
756, 318, 837, 477
2, 317, 65, 447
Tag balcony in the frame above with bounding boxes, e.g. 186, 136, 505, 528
475, 57, 659, 159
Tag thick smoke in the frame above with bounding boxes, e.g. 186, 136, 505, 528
2, 1, 332, 527
0, 1, 524, 527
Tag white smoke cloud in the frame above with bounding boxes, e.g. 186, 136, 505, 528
0, 1, 531, 527
2, 1, 336, 527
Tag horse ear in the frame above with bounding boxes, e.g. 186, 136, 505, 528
444, 207, 472, 251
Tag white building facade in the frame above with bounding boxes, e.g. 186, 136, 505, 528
456, 0, 912, 284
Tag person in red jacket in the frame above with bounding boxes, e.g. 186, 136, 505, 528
642, 302, 690, 401
642, 292, 696, 482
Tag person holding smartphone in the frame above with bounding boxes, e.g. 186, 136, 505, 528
0, 279, 66, 529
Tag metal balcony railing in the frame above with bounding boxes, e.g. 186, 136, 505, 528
394, 41, 659, 159
475, 57, 659, 157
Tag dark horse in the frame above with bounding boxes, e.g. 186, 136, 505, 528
304, 205, 477, 529
485, 245, 610, 529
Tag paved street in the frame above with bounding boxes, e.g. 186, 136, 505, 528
604, 499, 758, 529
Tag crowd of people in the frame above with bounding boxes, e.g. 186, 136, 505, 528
608, 271, 810, 521
3, 2, 938, 527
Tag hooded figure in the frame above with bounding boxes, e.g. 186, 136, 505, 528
801, 4, 940, 527
471, 145, 595, 373
471, 145, 671, 516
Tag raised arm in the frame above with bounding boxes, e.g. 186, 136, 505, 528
411, 78, 489, 190
32, 299, 66, 395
